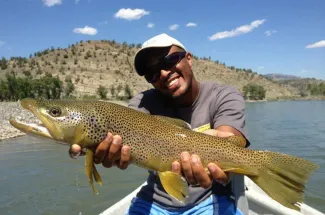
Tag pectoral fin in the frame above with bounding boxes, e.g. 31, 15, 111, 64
85, 149, 99, 194
158, 171, 188, 202
92, 162, 103, 186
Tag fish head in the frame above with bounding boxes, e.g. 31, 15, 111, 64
10, 98, 88, 145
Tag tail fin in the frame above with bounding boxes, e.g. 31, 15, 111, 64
250, 151, 319, 211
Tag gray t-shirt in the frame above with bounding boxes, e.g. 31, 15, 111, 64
128, 81, 249, 214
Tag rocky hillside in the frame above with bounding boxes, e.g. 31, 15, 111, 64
0, 40, 318, 100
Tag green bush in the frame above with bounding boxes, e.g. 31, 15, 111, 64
243, 83, 266, 100
97, 85, 108, 99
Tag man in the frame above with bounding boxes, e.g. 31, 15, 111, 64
70, 33, 249, 215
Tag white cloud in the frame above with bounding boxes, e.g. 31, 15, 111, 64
208, 19, 266, 41
147, 23, 154, 28
0, 41, 4, 47
114, 8, 149, 21
300, 69, 308, 74
258, 66, 264, 70
169, 24, 179, 31
265, 30, 277, 36
75, 0, 80, 4
42, 0, 62, 7
73, 26, 97, 35
306, 40, 325, 49
186, 22, 197, 27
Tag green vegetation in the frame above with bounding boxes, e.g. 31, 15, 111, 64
308, 83, 325, 96
124, 83, 133, 99
0, 39, 323, 102
243, 83, 266, 100
0, 72, 74, 101
97, 85, 108, 99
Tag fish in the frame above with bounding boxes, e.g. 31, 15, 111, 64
9, 98, 319, 211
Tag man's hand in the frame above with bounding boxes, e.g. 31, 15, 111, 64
171, 128, 237, 189
69, 131, 131, 170
172, 153, 229, 188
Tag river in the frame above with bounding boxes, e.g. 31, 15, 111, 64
0, 100, 324, 214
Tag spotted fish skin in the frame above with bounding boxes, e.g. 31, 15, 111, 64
9, 98, 319, 211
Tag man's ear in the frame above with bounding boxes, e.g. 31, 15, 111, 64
186, 52, 193, 67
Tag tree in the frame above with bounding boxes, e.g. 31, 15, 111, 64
64, 75, 74, 97
243, 83, 266, 100
124, 84, 133, 99
0, 57, 8, 70
0, 80, 10, 101
110, 85, 116, 98
97, 85, 108, 99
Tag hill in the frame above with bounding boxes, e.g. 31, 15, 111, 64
263, 74, 301, 81
0, 40, 323, 100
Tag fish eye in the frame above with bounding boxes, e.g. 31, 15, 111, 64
49, 107, 62, 117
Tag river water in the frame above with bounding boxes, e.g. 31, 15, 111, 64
0, 100, 324, 214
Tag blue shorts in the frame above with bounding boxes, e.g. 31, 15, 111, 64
125, 195, 244, 215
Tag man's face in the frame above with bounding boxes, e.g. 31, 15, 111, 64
145, 46, 193, 99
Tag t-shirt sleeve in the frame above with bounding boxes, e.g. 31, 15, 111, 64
128, 92, 150, 114
211, 86, 250, 146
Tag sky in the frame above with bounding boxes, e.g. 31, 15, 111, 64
0, 0, 324, 79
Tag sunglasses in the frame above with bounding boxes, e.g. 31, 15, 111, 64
144, 51, 186, 83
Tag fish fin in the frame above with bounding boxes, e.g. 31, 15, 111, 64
249, 151, 319, 211
85, 149, 99, 195
219, 163, 259, 176
153, 116, 192, 129
158, 171, 189, 202
92, 162, 103, 186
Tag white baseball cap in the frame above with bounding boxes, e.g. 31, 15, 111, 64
134, 33, 186, 76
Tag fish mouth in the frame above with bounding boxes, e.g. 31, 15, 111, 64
9, 118, 53, 139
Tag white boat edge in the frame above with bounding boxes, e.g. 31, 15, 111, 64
100, 176, 324, 215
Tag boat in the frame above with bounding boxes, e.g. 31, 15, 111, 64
100, 176, 324, 215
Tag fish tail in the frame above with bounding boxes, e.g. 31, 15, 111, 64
250, 151, 319, 211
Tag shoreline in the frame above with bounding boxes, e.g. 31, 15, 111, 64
1, 97, 324, 141
0, 102, 37, 141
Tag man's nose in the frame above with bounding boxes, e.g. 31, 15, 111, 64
160, 67, 175, 79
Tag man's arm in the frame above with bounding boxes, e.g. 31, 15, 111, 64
212, 85, 249, 147
203, 126, 247, 148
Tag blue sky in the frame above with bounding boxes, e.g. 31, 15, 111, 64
0, 0, 324, 79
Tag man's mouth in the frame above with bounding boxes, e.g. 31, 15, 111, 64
167, 78, 179, 88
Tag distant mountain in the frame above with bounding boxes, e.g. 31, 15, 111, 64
263, 73, 301, 81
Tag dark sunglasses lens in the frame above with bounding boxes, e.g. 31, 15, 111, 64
165, 52, 185, 69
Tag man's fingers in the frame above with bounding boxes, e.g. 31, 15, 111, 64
118, 145, 131, 170
172, 161, 181, 175
69, 144, 82, 159
94, 132, 113, 164
190, 155, 212, 189
180, 152, 197, 185
102, 135, 122, 168
207, 163, 229, 185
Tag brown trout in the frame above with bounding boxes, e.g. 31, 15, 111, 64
9, 98, 318, 211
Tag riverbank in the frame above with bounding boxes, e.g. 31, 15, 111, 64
0, 102, 39, 141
